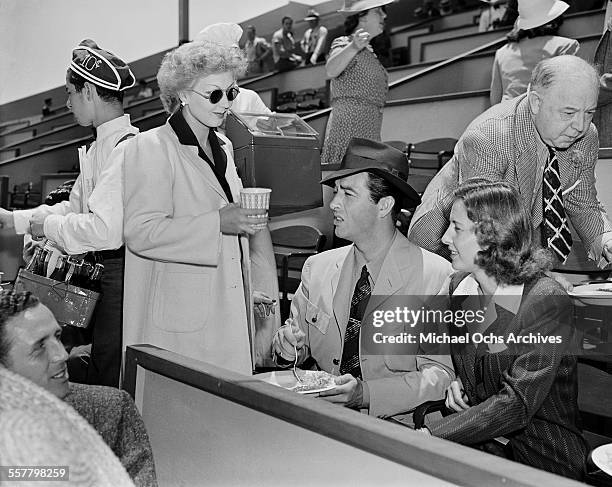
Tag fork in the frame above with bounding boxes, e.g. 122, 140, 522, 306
292, 345, 303, 383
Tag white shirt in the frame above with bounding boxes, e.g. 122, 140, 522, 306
13, 114, 138, 254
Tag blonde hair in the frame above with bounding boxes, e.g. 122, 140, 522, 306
157, 40, 247, 113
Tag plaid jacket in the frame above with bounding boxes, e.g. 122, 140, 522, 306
408, 95, 612, 261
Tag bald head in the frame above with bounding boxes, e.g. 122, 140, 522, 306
528, 55, 599, 149
531, 55, 600, 94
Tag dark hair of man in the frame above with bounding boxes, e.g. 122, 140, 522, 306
366, 172, 402, 223
0, 291, 39, 366
67, 69, 124, 104
454, 179, 551, 285
281, 16, 293, 24
506, 15, 563, 43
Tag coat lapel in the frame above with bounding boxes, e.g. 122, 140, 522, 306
332, 247, 355, 341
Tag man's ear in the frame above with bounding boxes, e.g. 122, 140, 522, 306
378, 195, 395, 218
83, 82, 96, 102
527, 86, 542, 115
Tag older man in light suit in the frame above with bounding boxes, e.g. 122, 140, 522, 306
409, 55, 612, 269
273, 138, 454, 419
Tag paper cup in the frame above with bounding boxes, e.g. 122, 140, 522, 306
240, 188, 271, 229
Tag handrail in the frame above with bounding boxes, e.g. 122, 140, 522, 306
123, 344, 585, 487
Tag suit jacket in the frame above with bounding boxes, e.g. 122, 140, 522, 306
408, 94, 612, 263
291, 231, 455, 418
67, 383, 157, 487
428, 274, 587, 480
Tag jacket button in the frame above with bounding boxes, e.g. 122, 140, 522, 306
312, 316, 317, 322
333, 359, 339, 365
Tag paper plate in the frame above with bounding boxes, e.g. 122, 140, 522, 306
569, 282, 612, 306
591, 443, 612, 476
255, 370, 336, 394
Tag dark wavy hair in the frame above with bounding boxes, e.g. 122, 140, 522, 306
0, 291, 39, 366
453, 179, 552, 285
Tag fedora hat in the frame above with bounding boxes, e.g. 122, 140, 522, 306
320, 138, 421, 208
304, 9, 320, 21
338, 0, 394, 14
517, 0, 568, 31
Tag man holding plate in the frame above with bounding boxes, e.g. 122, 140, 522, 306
273, 138, 454, 419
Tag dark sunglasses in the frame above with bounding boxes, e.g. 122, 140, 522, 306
187, 86, 240, 104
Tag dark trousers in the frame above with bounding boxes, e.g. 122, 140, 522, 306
85, 248, 125, 387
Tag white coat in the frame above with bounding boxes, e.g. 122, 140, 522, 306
122, 118, 278, 375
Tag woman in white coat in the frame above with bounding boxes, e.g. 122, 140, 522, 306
122, 41, 279, 375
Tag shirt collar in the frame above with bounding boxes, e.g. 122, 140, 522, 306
95, 114, 132, 141
353, 231, 397, 285
168, 109, 225, 147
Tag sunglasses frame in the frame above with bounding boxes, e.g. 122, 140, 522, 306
187, 86, 240, 104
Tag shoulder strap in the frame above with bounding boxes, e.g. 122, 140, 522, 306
114, 132, 136, 147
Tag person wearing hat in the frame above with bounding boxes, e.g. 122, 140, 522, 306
272, 138, 453, 419
0, 39, 139, 388
490, 0, 578, 105
478, 0, 507, 32
409, 55, 612, 275
300, 9, 329, 65
320, 0, 393, 166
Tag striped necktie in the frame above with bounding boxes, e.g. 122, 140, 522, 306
340, 265, 371, 379
542, 147, 572, 263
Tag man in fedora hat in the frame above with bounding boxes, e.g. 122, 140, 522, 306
300, 9, 329, 65
409, 55, 612, 272
0, 39, 139, 387
273, 138, 453, 419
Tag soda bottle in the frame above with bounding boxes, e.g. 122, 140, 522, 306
87, 263, 104, 292
64, 257, 81, 286
49, 255, 68, 282
25, 247, 43, 273
34, 248, 49, 276
41, 242, 55, 277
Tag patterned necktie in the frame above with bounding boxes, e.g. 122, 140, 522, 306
542, 147, 572, 263
340, 265, 371, 379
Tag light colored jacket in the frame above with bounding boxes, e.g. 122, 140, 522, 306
122, 120, 277, 375
290, 232, 454, 417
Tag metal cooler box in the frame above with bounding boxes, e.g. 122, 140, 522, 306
226, 112, 323, 217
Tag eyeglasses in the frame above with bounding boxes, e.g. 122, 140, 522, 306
187, 86, 240, 104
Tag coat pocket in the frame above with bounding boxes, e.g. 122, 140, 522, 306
305, 299, 331, 335
151, 269, 211, 333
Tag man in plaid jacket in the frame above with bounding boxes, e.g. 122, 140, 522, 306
409, 55, 612, 268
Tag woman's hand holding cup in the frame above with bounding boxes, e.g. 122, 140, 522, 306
219, 204, 267, 235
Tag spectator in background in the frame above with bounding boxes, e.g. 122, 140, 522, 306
272, 16, 302, 72
414, 0, 441, 18
244, 25, 272, 75
136, 79, 153, 99
478, 0, 507, 32
439, 0, 454, 16
300, 9, 329, 65
593, 1, 612, 146
321, 0, 393, 166
490, 0, 577, 105
497, 0, 519, 27
41, 97, 52, 116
